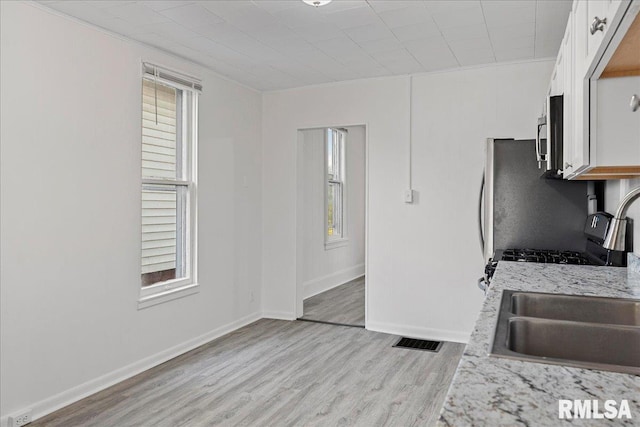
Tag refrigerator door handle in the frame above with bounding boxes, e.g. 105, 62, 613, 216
535, 116, 546, 167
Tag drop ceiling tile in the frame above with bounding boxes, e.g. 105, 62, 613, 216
141, 21, 200, 43
441, 23, 488, 42
140, 1, 193, 12
383, 56, 424, 74
269, 6, 330, 29
324, 6, 383, 29
453, 47, 495, 66
534, 42, 561, 58
491, 35, 534, 51
200, 1, 255, 19
356, 66, 393, 78
315, 1, 369, 15
91, 1, 136, 8
494, 46, 534, 62
314, 36, 362, 55
131, 33, 181, 50
43, 1, 113, 23
104, 3, 171, 25
345, 22, 395, 43
367, 1, 420, 13
402, 36, 450, 56
377, 4, 433, 29
481, 0, 535, 28
391, 22, 441, 42
340, 55, 383, 69
448, 37, 492, 52
293, 22, 347, 43
425, 1, 481, 15
251, 1, 301, 14
267, 37, 317, 55
370, 48, 414, 65
357, 37, 403, 54
159, 4, 224, 28
414, 48, 459, 71
488, 22, 535, 39
430, 3, 485, 29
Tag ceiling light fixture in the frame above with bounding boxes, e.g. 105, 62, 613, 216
302, 0, 332, 7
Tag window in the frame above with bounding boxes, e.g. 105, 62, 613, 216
326, 128, 347, 248
140, 63, 200, 306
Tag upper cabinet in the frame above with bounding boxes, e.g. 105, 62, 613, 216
553, 0, 640, 180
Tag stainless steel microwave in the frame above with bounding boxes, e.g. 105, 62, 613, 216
536, 95, 564, 179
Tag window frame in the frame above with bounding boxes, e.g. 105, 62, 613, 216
139, 69, 199, 309
324, 128, 348, 250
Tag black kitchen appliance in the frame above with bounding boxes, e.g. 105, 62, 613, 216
477, 138, 627, 291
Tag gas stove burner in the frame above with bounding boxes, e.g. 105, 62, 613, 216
499, 248, 593, 265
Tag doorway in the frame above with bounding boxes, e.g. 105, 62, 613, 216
295, 125, 367, 328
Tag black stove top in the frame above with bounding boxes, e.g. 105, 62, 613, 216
498, 248, 594, 265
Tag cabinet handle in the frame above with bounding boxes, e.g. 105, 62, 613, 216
590, 16, 607, 34
631, 94, 640, 112
564, 162, 573, 169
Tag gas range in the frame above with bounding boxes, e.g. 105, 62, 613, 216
478, 213, 629, 292
495, 248, 595, 265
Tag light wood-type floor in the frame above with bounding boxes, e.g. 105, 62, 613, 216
31, 319, 464, 427
301, 276, 365, 327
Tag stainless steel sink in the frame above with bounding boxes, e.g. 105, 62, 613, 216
511, 292, 640, 326
490, 290, 640, 375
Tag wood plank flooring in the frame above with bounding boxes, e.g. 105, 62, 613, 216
31, 319, 464, 427
301, 277, 365, 327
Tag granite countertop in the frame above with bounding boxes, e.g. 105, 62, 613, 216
437, 257, 640, 427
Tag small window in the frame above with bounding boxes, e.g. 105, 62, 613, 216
140, 63, 200, 305
326, 128, 346, 246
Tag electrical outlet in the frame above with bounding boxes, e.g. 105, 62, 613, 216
8, 409, 32, 427
404, 189, 414, 203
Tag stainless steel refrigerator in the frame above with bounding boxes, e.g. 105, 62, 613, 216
481, 138, 592, 264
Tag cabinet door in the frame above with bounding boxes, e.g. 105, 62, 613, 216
562, 12, 575, 177
572, 0, 590, 173
587, 1, 609, 62
595, 77, 640, 167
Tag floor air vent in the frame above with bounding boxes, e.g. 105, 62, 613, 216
394, 337, 442, 352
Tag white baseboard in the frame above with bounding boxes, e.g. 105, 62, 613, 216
261, 311, 297, 320
366, 320, 470, 344
1, 311, 262, 427
303, 264, 364, 299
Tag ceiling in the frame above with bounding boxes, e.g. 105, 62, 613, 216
38, 0, 572, 91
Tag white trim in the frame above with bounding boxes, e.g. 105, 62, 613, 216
324, 238, 349, 250
262, 311, 297, 321
303, 265, 364, 300
138, 283, 199, 309
0, 311, 262, 427
264, 58, 556, 94
366, 320, 470, 344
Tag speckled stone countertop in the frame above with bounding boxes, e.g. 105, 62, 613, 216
437, 258, 640, 427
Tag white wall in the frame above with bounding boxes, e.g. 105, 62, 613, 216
0, 2, 262, 423
263, 60, 554, 341
299, 127, 365, 299
605, 178, 640, 257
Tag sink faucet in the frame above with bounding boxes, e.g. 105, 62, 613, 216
603, 186, 640, 251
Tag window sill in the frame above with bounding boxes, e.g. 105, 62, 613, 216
138, 283, 199, 310
325, 238, 349, 250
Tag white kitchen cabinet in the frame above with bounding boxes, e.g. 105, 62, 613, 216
567, 0, 591, 176
560, 0, 640, 180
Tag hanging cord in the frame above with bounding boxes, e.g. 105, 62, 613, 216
154, 67, 159, 125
